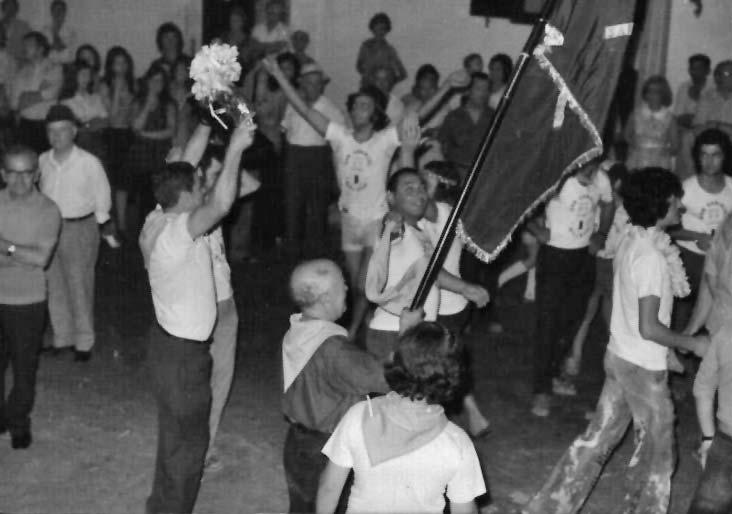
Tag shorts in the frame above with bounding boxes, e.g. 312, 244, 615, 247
595, 257, 613, 298
341, 212, 380, 253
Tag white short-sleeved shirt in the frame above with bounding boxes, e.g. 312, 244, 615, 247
679, 175, 732, 254
545, 170, 613, 249
607, 229, 671, 370
63, 93, 108, 124
282, 95, 345, 147
369, 224, 440, 331
322, 400, 486, 513
422, 202, 469, 316
205, 227, 233, 302
325, 122, 401, 221
143, 211, 217, 341
251, 22, 291, 45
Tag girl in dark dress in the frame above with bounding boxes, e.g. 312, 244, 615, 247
100, 46, 136, 234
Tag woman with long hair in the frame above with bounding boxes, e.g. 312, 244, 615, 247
100, 46, 136, 234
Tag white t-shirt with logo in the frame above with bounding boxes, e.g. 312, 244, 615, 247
282, 95, 345, 147
322, 400, 486, 513
678, 175, 732, 254
325, 122, 401, 221
545, 170, 612, 249
422, 202, 469, 316
143, 211, 217, 341
369, 224, 440, 332
607, 229, 671, 370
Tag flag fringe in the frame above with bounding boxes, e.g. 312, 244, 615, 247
458, 37, 604, 264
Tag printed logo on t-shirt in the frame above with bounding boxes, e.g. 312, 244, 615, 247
569, 194, 595, 239
700, 200, 728, 228
343, 149, 372, 192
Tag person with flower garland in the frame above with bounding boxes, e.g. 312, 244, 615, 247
523, 167, 710, 514
262, 55, 469, 339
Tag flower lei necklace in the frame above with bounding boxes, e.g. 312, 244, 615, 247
627, 225, 690, 298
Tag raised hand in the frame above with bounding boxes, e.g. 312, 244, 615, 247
399, 111, 421, 149
447, 69, 471, 89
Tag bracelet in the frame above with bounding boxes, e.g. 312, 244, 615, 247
701, 435, 715, 442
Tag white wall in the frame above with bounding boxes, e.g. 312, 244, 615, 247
293, 0, 732, 109
666, 0, 732, 92
291, 0, 531, 107
18, 0, 201, 73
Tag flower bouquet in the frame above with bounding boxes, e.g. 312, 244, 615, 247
190, 42, 254, 130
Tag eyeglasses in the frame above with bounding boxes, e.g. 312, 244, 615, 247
4, 167, 36, 175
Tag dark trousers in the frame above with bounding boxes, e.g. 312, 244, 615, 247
283, 423, 331, 513
534, 245, 594, 394
688, 431, 732, 514
283, 144, 334, 258
17, 118, 48, 155
0, 302, 46, 434
146, 326, 212, 514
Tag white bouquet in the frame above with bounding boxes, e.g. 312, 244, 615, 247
190, 42, 253, 129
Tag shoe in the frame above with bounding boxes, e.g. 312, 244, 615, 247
531, 394, 550, 417
74, 350, 91, 362
204, 453, 224, 473
564, 356, 581, 377
11, 431, 32, 449
552, 377, 577, 397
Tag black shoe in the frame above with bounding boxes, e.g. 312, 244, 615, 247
74, 350, 91, 362
11, 431, 31, 449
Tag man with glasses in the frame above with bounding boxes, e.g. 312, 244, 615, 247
0, 145, 60, 449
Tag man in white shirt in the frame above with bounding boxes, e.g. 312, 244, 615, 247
282, 62, 344, 258
39, 105, 112, 361
671, 128, 732, 330
527, 164, 614, 417
365, 168, 489, 362
11, 32, 62, 153
42, 0, 77, 65
694, 61, 732, 140
138, 122, 254, 514
524, 168, 709, 514
252, 0, 290, 55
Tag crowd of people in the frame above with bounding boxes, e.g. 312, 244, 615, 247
1, 0, 732, 513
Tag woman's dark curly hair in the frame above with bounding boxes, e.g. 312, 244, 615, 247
384, 321, 464, 406
692, 128, 732, 176
488, 53, 513, 84
621, 167, 682, 228
346, 85, 389, 131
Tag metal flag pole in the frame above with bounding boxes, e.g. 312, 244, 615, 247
409, 0, 560, 310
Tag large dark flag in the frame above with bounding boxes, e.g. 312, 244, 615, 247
458, 0, 637, 262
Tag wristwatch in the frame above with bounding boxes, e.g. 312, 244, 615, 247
6, 244, 16, 257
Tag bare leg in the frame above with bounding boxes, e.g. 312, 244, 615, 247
566, 286, 602, 375
344, 249, 371, 340
463, 393, 490, 436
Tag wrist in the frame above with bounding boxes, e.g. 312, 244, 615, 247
701, 434, 715, 442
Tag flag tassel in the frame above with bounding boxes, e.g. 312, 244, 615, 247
409, 0, 561, 311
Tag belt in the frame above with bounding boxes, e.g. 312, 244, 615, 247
156, 323, 211, 345
63, 213, 95, 222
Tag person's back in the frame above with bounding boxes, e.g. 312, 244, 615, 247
324, 396, 483, 513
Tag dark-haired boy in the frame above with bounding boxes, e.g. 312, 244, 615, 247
282, 258, 389, 513
139, 122, 254, 514
524, 168, 710, 514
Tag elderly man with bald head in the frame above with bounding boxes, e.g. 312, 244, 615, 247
282, 258, 388, 513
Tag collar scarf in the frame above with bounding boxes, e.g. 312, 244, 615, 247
362, 392, 448, 466
282, 314, 348, 391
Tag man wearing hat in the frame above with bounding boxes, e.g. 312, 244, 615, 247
281, 61, 345, 258
39, 104, 112, 361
